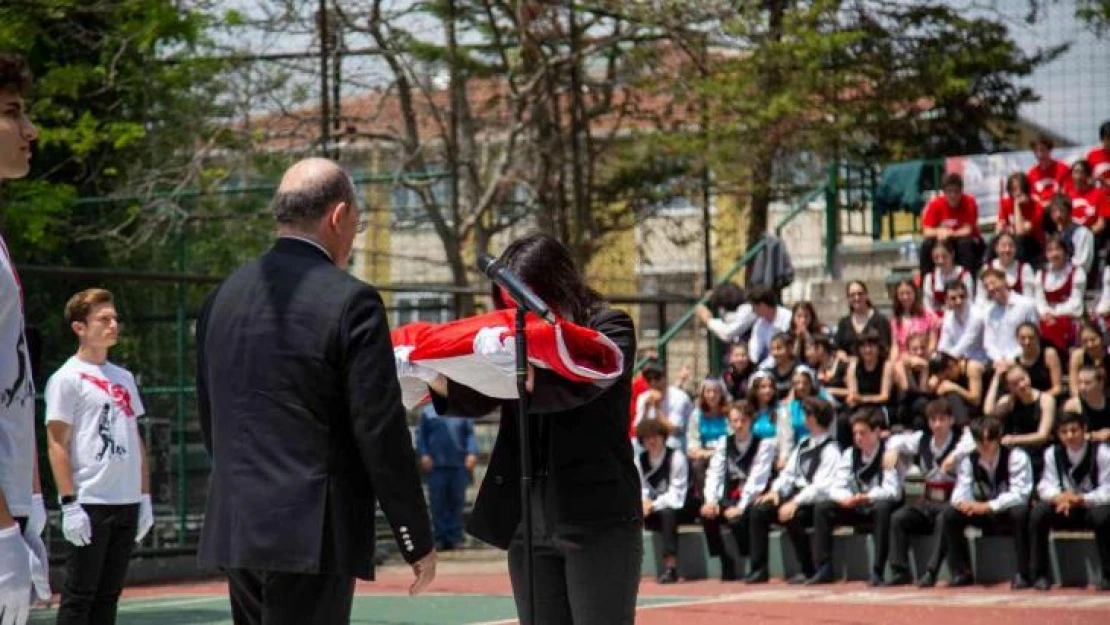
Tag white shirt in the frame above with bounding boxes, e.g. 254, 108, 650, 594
44, 357, 146, 505
1037, 443, 1110, 506
979, 292, 1040, 363
770, 432, 840, 505
1096, 266, 1110, 316
706, 303, 757, 343
750, 306, 793, 368
828, 445, 902, 502
937, 304, 988, 363
975, 260, 1036, 306
636, 448, 689, 512
952, 447, 1032, 512
924, 267, 975, 318
635, 385, 693, 450
0, 233, 35, 516
1035, 265, 1086, 317
887, 429, 976, 477
703, 436, 776, 513
1066, 225, 1095, 274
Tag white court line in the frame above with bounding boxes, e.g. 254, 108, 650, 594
118, 596, 226, 611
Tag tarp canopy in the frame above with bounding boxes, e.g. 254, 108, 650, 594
873, 159, 944, 217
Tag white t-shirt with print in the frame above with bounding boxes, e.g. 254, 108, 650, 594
0, 233, 35, 516
45, 356, 146, 505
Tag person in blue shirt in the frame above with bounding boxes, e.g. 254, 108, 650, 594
416, 404, 479, 551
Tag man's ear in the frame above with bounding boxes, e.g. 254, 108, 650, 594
328, 202, 347, 230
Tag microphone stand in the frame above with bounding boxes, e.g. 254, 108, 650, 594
514, 306, 537, 625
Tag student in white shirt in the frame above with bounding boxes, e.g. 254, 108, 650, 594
635, 418, 695, 585
1030, 412, 1110, 592
977, 268, 1040, 370
1047, 195, 1094, 274
45, 289, 153, 624
976, 232, 1036, 307
743, 286, 793, 368
922, 238, 975, 320
1036, 235, 1087, 355
936, 280, 988, 364
634, 362, 694, 451
746, 397, 841, 584
940, 415, 1033, 589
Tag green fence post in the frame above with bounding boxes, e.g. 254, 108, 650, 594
175, 218, 187, 541
824, 163, 839, 276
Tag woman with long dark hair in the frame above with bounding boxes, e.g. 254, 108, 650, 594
890, 279, 938, 363
833, 280, 892, 360
789, 302, 824, 360
1069, 322, 1110, 398
1013, 321, 1063, 399
419, 234, 641, 624
996, 171, 1044, 263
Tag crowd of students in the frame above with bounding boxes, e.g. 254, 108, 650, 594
631, 125, 1110, 591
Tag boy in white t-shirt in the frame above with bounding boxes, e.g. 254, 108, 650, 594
45, 289, 152, 625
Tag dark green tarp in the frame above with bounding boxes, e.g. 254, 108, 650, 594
874, 159, 944, 217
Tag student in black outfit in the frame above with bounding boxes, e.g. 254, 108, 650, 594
762, 332, 799, 401
700, 401, 776, 581
834, 281, 892, 361
885, 399, 973, 587
721, 342, 755, 400
1070, 323, 1110, 399
925, 351, 984, 428
808, 335, 849, 406
1013, 322, 1064, 399
746, 398, 842, 584
1064, 365, 1110, 444
421, 234, 641, 624
844, 330, 895, 441
985, 365, 1056, 482
1030, 411, 1110, 591
636, 418, 697, 585
811, 408, 903, 586
941, 415, 1034, 589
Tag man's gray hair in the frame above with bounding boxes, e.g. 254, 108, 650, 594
271, 170, 356, 226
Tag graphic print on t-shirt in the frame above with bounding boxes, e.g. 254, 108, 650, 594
78, 372, 136, 417
2, 332, 30, 409
94, 403, 127, 462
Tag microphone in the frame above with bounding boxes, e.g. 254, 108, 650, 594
477, 254, 557, 325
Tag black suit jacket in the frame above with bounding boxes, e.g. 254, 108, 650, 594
431, 309, 641, 549
195, 237, 432, 579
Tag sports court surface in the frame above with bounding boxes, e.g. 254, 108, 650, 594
27, 554, 1110, 624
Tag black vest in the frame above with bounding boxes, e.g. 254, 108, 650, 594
918, 430, 960, 502
795, 436, 834, 487
850, 439, 886, 494
1053, 443, 1100, 494
969, 447, 1011, 502
641, 448, 675, 499
724, 435, 763, 502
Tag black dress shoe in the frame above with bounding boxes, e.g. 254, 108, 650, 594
787, 573, 809, 585
868, 573, 885, 587
947, 573, 975, 588
805, 567, 835, 585
744, 570, 770, 584
1033, 577, 1052, 591
657, 567, 678, 584
1011, 574, 1031, 590
720, 557, 738, 582
887, 571, 914, 587
916, 571, 937, 588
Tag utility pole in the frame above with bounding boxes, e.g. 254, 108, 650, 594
568, 1, 588, 256
317, 0, 331, 157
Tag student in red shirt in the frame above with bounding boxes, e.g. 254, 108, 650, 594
1088, 121, 1110, 188
920, 173, 984, 275
996, 171, 1044, 264
1069, 160, 1109, 230
1027, 136, 1073, 210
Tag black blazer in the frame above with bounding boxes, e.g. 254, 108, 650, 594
195, 237, 432, 579
431, 309, 641, 549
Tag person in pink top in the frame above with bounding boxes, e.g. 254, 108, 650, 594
890, 279, 938, 363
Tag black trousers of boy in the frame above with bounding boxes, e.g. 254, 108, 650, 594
643, 502, 698, 561
813, 499, 900, 578
1030, 501, 1110, 584
57, 503, 139, 625
890, 500, 949, 577
940, 504, 1031, 581
748, 499, 817, 578
702, 504, 751, 579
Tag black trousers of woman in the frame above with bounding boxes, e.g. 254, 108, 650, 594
508, 480, 643, 625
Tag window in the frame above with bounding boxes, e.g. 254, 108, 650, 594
389, 177, 453, 229
391, 291, 454, 326
637, 272, 698, 338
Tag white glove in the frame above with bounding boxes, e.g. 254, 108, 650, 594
473, 326, 516, 375
135, 495, 153, 544
0, 524, 31, 625
25, 496, 45, 538
61, 503, 92, 547
23, 532, 50, 604
395, 351, 440, 384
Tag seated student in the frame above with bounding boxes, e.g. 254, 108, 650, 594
995, 174, 1045, 264
686, 377, 732, 500
1090, 120, 1110, 188
941, 415, 1034, 589
701, 401, 777, 581
721, 342, 755, 400
812, 408, 903, 586
742, 286, 793, 368
1031, 412, 1110, 591
1070, 323, 1110, 399
790, 301, 827, 362
842, 329, 895, 445
776, 366, 831, 463
1036, 233, 1088, 354
746, 398, 841, 584
634, 360, 694, 451
978, 268, 1040, 374
984, 365, 1055, 482
1045, 196, 1094, 276
696, 282, 755, 344
891, 280, 939, 364
936, 279, 989, 367
919, 172, 984, 275
1013, 322, 1064, 400
833, 280, 892, 360
759, 332, 799, 401
886, 399, 975, 587
635, 418, 698, 584
1064, 365, 1110, 444
808, 335, 850, 406
894, 333, 933, 431
923, 239, 976, 320
747, 371, 781, 442
924, 351, 984, 428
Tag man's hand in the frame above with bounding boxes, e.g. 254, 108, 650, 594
935, 381, 958, 396
409, 550, 437, 596
941, 455, 959, 476
62, 503, 92, 547
701, 503, 720, 519
845, 392, 860, 407
464, 454, 478, 472
695, 305, 712, 324
26, 495, 46, 539
645, 389, 663, 406
1090, 430, 1110, 443
723, 506, 743, 521
778, 500, 798, 523
756, 491, 780, 507
958, 501, 991, 516
419, 455, 434, 474
0, 524, 31, 623
994, 360, 1013, 375
642, 499, 655, 518
1000, 435, 1016, 447
136, 494, 154, 544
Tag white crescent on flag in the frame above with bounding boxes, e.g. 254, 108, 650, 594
391, 309, 624, 409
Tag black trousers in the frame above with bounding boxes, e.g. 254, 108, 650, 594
1030, 501, 1110, 582
643, 503, 698, 559
813, 500, 899, 576
703, 508, 751, 560
941, 504, 1030, 579
225, 568, 355, 625
920, 236, 984, 275
890, 501, 949, 576
56, 503, 139, 625
748, 500, 818, 578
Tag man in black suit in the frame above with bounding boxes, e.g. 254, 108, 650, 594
196, 158, 436, 625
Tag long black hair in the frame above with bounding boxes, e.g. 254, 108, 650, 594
491, 233, 604, 324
